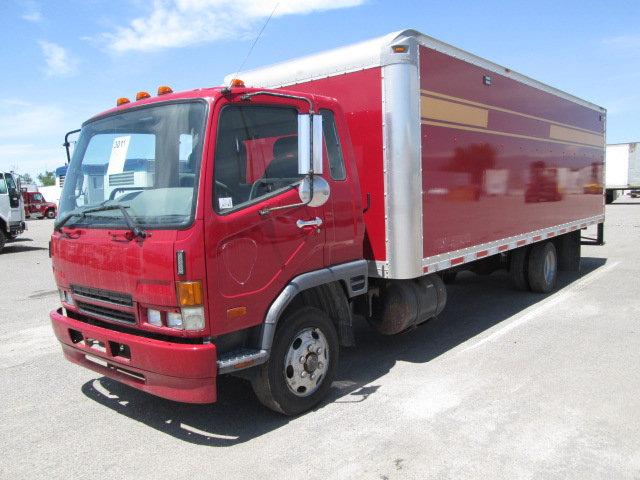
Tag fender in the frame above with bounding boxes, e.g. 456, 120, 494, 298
216, 260, 368, 374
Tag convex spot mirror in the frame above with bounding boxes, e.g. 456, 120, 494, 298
298, 176, 330, 207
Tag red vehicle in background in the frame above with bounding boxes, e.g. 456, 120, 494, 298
49, 30, 606, 415
22, 189, 57, 219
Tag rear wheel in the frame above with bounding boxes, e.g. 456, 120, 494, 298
0, 230, 6, 253
440, 270, 457, 284
528, 242, 558, 293
46, 209, 56, 219
509, 246, 530, 291
252, 307, 338, 416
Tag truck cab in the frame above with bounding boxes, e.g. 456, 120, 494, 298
50, 85, 365, 414
22, 190, 57, 219
0, 172, 26, 252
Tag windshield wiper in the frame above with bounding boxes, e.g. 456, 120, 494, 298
55, 204, 147, 239
84, 204, 147, 239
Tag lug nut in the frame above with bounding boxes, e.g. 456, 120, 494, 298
299, 356, 306, 364
301, 371, 308, 378
317, 348, 323, 355
310, 373, 316, 380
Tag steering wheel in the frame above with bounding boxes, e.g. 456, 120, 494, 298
248, 179, 273, 200
215, 180, 234, 197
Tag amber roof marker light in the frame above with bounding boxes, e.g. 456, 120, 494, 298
116, 97, 130, 106
157, 85, 173, 95
136, 91, 151, 101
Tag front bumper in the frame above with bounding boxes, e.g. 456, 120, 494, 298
50, 308, 217, 403
8, 221, 25, 235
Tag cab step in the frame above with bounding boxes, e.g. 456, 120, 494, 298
217, 348, 268, 374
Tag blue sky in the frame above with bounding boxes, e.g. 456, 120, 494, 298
1, 0, 638, 179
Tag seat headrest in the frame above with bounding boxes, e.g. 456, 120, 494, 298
273, 136, 298, 159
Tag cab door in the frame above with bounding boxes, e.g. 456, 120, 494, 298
204, 103, 328, 337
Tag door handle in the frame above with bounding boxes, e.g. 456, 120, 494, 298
296, 217, 323, 229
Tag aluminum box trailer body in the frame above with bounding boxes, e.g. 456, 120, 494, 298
231, 29, 606, 279
605, 142, 640, 202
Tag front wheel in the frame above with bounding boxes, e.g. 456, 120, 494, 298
252, 307, 339, 415
46, 209, 56, 219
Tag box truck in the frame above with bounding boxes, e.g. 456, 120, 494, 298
0, 171, 26, 252
605, 142, 640, 203
50, 30, 606, 415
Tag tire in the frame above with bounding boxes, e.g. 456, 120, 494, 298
252, 307, 339, 416
46, 209, 56, 219
0, 230, 6, 253
509, 246, 530, 291
440, 270, 457, 284
527, 242, 558, 293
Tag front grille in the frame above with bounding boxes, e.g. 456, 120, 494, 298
76, 301, 136, 325
72, 285, 133, 307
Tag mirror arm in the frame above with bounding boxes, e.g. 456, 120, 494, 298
63, 129, 81, 164
240, 91, 315, 114
258, 174, 314, 216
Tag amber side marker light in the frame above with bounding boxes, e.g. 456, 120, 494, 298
136, 91, 151, 101
157, 85, 173, 95
177, 281, 203, 307
116, 97, 130, 106
392, 45, 408, 53
227, 306, 247, 320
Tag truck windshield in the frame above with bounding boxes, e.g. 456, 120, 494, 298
58, 101, 206, 229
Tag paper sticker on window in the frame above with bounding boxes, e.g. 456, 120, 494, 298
107, 136, 131, 175
219, 197, 233, 209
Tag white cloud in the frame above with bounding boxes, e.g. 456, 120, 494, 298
0, 99, 67, 139
21, 1, 43, 23
0, 99, 71, 176
102, 0, 366, 52
602, 34, 640, 54
38, 41, 78, 77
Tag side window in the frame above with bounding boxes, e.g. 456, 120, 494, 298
0, 174, 6, 195
214, 106, 302, 213
320, 109, 346, 181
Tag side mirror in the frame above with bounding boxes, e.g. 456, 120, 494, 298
298, 175, 330, 207
297, 114, 323, 175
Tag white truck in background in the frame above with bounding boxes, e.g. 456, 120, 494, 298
606, 142, 640, 203
0, 172, 26, 252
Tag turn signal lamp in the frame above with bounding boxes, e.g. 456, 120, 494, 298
116, 97, 130, 106
177, 281, 203, 307
136, 91, 151, 101
392, 45, 408, 53
157, 85, 173, 95
230, 78, 245, 88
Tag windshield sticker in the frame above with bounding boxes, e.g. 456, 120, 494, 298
218, 197, 233, 209
106, 136, 131, 175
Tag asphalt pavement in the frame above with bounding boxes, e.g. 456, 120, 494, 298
1, 197, 639, 479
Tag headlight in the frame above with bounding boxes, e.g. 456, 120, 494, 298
165, 308, 204, 330
166, 311, 183, 328
147, 309, 162, 326
181, 306, 205, 331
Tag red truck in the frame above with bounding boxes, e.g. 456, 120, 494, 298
50, 30, 605, 415
22, 189, 57, 219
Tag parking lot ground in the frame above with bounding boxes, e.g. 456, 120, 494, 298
1, 198, 639, 480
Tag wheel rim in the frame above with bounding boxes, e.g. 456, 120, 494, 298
543, 249, 556, 285
283, 327, 329, 397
